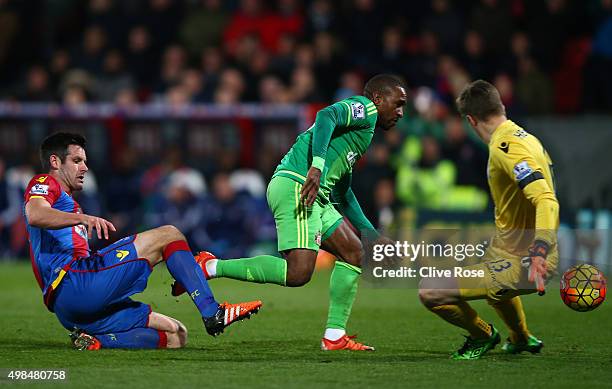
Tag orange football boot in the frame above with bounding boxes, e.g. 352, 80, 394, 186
321, 334, 375, 351
203, 300, 263, 336
69, 329, 102, 351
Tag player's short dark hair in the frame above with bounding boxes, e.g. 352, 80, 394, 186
456, 80, 505, 121
40, 132, 87, 171
363, 74, 404, 100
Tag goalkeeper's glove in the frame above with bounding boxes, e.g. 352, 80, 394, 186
521, 240, 549, 295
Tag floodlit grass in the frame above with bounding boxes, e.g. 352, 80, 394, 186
0, 262, 610, 388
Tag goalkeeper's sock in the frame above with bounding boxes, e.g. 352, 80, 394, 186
325, 261, 361, 333
97, 328, 167, 349
163, 241, 219, 318
489, 297, 530, 343
216, 255, 287, 285
430, 302, 492, 339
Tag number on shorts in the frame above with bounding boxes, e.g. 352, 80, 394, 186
488, 259, 512, 272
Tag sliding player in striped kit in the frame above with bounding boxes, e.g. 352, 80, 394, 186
24, 132, 262, 350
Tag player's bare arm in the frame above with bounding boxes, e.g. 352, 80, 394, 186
25, 196, 115, 239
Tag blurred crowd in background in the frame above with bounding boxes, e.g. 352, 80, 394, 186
1, 0, 611, 259
1, 0, 612, 110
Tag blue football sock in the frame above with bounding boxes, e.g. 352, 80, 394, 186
96, 328, 166, 349
163, 241, 219, 318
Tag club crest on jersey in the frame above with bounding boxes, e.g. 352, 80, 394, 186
351, 102, 365, 120
30, 183, 49, 195
513, 161, 533, 181
347, 151, 358, 167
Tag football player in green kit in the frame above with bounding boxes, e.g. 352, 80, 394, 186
172, 74, 407, 351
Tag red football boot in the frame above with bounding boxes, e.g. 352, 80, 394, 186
321, 335, 375, 351
69, 329, 102, 351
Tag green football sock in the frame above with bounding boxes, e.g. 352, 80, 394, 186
216, 255, 287, 286
326, 261, 361, 330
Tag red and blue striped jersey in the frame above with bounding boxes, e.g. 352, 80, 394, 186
24, 174, 89, 307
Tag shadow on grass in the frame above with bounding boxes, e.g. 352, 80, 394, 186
113, 340, 455, 364
9, 339, 599, 367
1, 340, 69, 350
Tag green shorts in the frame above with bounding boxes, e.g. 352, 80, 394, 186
267, 175, 343, 252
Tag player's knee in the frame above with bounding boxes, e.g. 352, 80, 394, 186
165, 331, 183, 349
164, 322, 188, 349
418, 285, 461, 308
286, 273, 312, 287
336, 240, 364, 267
418, 287, 441, 309
345, 244, 365, 267
418, 279, 445, 308
286, 268, 313, 287
284, 250, 316, 287
159, 225, 186, 243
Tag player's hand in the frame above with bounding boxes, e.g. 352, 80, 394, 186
522, 240, 549, 295
300, 167, 321, 206
80, 214, 116, 240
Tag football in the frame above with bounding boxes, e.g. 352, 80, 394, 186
560, 264, 607, 312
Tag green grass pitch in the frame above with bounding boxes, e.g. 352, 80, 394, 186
1, 261, 610, 388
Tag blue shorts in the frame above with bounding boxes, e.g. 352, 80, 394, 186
53, 235, 154, 335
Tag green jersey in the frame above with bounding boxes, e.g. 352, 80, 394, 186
273, 95, 377, 199
272, 95, 379, 235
